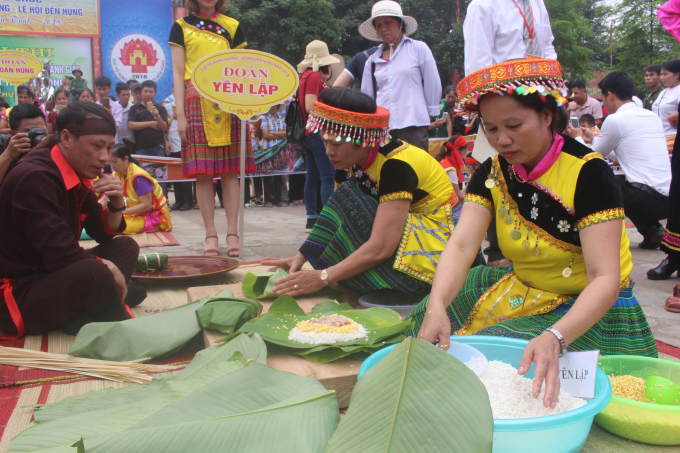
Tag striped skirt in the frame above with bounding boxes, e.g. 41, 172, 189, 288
300, 181, 440, 294
181, 84, 255, 177
406, 266, 658, 357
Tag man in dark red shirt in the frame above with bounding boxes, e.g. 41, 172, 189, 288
0, 102, 143, 337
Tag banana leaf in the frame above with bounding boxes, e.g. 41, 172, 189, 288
323, 337, 494, 453
32, 333, 267, 424
242, 270, 342, 299
67, 289, 236, 362
12, 334, 337, 453
71, 364, 339, 453
196, 297, 262, 333
236, 298, 414, 363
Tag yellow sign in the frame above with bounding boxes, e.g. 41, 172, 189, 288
0, 0, 100, 37
0, 50, 43, 86
191, 49, 299, 120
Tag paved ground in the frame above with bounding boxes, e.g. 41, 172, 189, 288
146, 192, 680, 348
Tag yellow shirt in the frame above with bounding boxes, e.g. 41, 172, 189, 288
168, 14, 247, 82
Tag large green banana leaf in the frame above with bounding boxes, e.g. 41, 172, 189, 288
12, 334, 268, 453
33, 333, 267, 424
196, 297, 262, 333
323, 337, 494, 453
67, 289, 236, 362
75, 364, 339, 453
236, 298, 414, 362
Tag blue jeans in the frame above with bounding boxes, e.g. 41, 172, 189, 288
136, 144, 167, 198
302, 132, 335, 219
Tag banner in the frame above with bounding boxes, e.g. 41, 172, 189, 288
0, 0, 100, 37
100, 0, 173, 101
191, 49, 299, 120
0, 35, 93, 107
0, 50, 42, 85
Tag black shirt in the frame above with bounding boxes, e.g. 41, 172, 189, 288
128, 102, 168, 151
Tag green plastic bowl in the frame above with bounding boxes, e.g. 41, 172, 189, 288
595, 355, 680, 445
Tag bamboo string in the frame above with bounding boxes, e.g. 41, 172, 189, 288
0, 346, 180, 384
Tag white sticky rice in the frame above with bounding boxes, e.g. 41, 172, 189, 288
479, 360, 587, 419
288, 320, 368, 345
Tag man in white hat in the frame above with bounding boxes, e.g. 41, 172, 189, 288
463, 0, 557, 75
359, 0, 441, 152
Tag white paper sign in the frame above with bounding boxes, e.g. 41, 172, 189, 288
558, 350, 600, 399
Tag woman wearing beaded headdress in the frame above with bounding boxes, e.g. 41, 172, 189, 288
168, 0, 254, 257
409, 58, 657, 409
263, 87, 481, 296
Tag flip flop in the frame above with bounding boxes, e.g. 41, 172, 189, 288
226, 233, 239, 257
204, 235, 219, 257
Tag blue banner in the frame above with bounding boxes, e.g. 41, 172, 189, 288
100, 0, 173, 101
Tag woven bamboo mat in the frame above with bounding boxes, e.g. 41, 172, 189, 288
79, 232, 179, 250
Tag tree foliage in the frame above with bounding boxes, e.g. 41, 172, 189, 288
613, 0, 680, 93
216, 0, 678, 92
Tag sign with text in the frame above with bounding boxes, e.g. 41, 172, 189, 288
100, 0, 173, 101
0, 35, 93, 106
0, 0, 100, 37
558, 350, 600, 399
0, 49, 42, 85
191, 50, 299, 120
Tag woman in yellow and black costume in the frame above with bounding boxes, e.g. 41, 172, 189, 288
263, 87, 484, 296
409, 58, 656, 408
168, 0, 253, 257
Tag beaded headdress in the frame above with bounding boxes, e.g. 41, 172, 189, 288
456, 58, 569, 114
306, 100, 391, 147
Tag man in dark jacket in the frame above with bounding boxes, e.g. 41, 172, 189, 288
0, 102, 145, 338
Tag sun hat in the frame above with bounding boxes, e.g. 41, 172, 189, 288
456, 57, 569, 114
359, 1, 418, 42
297, 41, 342, 74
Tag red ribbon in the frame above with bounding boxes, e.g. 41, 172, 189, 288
1, 278, 25, 339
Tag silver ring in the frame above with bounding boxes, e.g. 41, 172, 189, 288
294, 285, 299, 290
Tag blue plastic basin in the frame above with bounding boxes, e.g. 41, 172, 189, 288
358, 336, 612, 453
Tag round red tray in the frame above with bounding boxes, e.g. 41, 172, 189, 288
131, 256, 240, 279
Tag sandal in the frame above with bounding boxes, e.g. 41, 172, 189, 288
277, 202, 289, 207
204, 236, 219, 257
265, 202, 274, 208
226, 233, 240, 257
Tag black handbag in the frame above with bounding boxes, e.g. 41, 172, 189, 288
285, 95, 305, 145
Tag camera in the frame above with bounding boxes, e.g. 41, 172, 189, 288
24, 127, 48, 148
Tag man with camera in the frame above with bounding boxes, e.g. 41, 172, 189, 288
0, 102, 145, 338
0, 103, 53, 184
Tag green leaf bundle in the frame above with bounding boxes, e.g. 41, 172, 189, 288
68, 289, 237, 362
135, 253, 168, 272
12, 333, 341, 453
241, 270, 342, 299
324, 337, 494, 453
236, 297, 414, 363
196, 297, 262, 333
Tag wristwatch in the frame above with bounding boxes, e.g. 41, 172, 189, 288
107, 198, 127, 213
546, 327, 568, 357
320, 269, 330, 286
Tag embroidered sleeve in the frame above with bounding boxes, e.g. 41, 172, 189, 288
464, 194, 493, 213
464, 158, 494, 213
377, 159, 418, 203
574, 158, 625, 231
168, 22, 185, 48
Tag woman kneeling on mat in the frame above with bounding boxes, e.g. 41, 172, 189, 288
409, 58, 657, 409
107, 144, 172, 235
264, 87, 483, 296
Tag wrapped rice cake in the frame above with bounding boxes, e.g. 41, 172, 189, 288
289, 315, 368, 345
136, 253, 169, 272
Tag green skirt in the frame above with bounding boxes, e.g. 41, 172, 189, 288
406, 266, 658, 357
